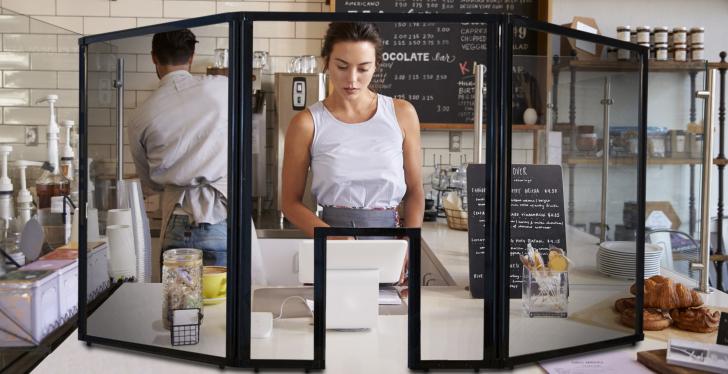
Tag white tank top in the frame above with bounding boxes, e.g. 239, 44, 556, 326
309, 94, 406, 209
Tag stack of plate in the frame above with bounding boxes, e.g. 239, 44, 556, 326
597, 241, 662, 279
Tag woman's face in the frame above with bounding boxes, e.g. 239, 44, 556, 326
326, 40, 377, 99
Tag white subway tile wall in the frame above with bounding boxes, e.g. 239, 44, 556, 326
0, 0, 535, 203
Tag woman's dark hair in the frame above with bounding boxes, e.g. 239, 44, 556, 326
321, 22, 383, 70
152, 29, 198, 65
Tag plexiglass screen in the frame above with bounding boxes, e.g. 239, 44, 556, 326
84, 22, 230, 358
509, 29, 643, 357
0, 8, 82, 364
251, 18, 488, 363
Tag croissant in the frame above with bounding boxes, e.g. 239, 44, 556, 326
620, 307, 671, 331
670, 307, 720, 333
629, 275, 703, 310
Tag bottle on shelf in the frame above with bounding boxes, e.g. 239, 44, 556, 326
15, 160, 43, 230
0, 145, 14, 225
60, 119, 78, 204
35, 94, 72, 248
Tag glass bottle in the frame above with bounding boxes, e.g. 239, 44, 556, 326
35, 162, 70, 210
162, 248, 203, 329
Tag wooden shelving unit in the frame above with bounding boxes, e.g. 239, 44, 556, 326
557, 59, 707, 73
566, 156, 702, 166
421, 123, 544, 132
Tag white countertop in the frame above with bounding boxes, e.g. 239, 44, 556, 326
33, 220, 728, 373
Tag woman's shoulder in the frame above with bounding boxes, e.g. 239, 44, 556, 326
390, 98, 419, 128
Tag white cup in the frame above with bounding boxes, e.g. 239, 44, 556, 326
106, 224, 137, 279
87, 208, 100, 242
107, 208, 133, 227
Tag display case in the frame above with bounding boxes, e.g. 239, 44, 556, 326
77, 13, 647, 370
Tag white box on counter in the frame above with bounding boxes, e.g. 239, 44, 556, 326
0, 270, 60, 346
40, 241, 109, 302
19, 259, 78, 321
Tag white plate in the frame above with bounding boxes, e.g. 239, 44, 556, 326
599, 241, 662, 254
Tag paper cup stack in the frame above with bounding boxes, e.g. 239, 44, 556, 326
597, 241, 662, 280
117, 180, 152, 283
106, 224, 136, 279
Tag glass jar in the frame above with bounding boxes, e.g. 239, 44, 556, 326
673, 27, 688, 44
691, 43, 704, 61
636, 26, 651, 44
656, 43, 668, 61
162, 248, 203, 329
617, 26, 632, 61
690, 27, 705, 45
654, 27, 668, 44
213, 48, 228, 69
674, 43, 687, 62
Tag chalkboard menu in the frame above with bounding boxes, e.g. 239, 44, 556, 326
467, 164, 566, 299
466, 163, 487, 298
335, 0, 541, 125
509, 164, 566, 298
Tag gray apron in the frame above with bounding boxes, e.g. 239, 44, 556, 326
321, 206, 398, 239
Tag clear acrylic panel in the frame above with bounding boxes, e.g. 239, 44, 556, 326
509, 29, 643, 357
0, 7, 82, 369
84, 22, 230, 358
253, 18, 488, 363
249, 20, 318, 362
415, 21, 487, 362
644, 66, 707, 284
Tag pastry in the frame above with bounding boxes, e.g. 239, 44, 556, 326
670, 307, 720, 333
620, 307, 671, 331
548, 248, 568, 272
630, 275, 703, 309
614, 297, 636, 313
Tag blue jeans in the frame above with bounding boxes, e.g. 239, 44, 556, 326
161, 215, 227, 266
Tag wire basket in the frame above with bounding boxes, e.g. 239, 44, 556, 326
170, 308, 202, 346
444, 208, 468, 231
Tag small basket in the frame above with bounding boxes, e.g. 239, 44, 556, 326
444, 208, 468, 231
170, 308, 202, 346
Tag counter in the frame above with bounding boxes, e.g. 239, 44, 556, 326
32, 220, 728, 373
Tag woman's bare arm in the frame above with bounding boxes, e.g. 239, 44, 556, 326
281, 110, 329, 238
394, 99, 425, 228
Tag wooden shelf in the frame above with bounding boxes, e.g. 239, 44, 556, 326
566, 156, 702, 166
421, 123, 545, 132
557, 59, 707, 73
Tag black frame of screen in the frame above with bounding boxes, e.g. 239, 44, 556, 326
75, 11, 648, 370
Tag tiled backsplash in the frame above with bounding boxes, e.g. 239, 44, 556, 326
0, 1, 535, 207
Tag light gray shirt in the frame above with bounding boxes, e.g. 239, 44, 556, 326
128, 70, 228, 225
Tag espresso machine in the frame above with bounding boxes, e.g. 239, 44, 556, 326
273, 73, 327, 221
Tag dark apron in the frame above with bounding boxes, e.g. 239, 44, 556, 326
321, 206, 398, 239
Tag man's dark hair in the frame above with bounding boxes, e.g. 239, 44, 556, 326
152, 29, 198, 65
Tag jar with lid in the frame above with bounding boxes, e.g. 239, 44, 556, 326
674, 43, 687, 61
690, 27, 705, 45
656, 43, 668, 61
606, 47, 617, 61
691, 43, 704, 61
673, 27, 688, 44
654, 27, 669, 44
636, 26, 651, 44
617, 26, 633, 60
162, 248, 203, 329
630, 30, 637, 44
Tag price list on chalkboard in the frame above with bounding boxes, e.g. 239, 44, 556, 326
466, 164, 566, 299
509, 164, 566, 298
335, 0, 539, 124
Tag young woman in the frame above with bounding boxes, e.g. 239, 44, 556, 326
282, 22, 424, 242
